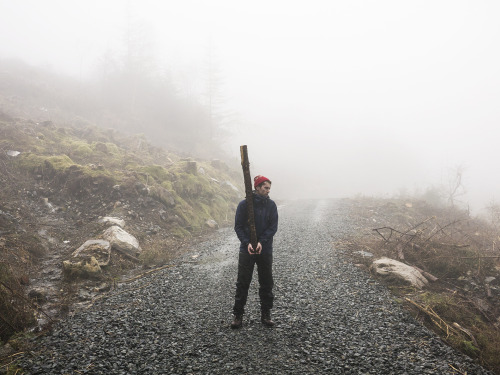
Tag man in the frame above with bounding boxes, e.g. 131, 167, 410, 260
231, 175, 279, 329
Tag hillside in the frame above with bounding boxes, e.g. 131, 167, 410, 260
0, 115, 242, 346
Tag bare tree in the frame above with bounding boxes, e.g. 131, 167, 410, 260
447, 164, 466, 208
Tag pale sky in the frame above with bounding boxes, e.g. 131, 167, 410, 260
1, 1, 499, 212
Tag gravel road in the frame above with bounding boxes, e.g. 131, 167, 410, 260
20, 199, 492, 374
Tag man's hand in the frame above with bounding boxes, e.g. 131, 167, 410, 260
247, 242, 262, 254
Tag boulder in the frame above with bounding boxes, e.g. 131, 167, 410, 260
98, 216, 125, 228
72, 239, 111, 266
205, 219, 219, 229
102, 225, 141, 256
371, 257, 428, 288
149, 186, 176, 207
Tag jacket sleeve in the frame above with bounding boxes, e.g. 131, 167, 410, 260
234, 200, 250, 246
258, 201, 278, 244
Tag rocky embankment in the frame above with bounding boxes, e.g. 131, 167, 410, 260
19, 199, 492, 374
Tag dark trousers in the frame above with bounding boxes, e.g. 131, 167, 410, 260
233, 252, 274, 316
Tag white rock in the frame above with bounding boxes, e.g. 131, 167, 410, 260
485, 276, 496, 284
102, 226, 141, 256
371, 257, 428, 288
223, 181, 239, 192
205, 219, 219, 229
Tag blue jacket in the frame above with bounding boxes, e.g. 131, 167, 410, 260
234, 193, 278, 254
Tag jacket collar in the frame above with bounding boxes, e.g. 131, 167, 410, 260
253, 192, 269, 204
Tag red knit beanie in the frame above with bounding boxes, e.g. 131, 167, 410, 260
254, 175, 270, 188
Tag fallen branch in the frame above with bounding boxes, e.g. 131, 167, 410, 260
402, 216, 435, 238
0, 352, 24, 371
373, 227, 406, 241
452, 322, 478, 346
425, 219, 466, 243
427, 255, 500, 260
84, 281, 154, 309
448, 364, 468, 375
413, 266, 439, 282
405, 297, 458, 338
118, 264, 174, 284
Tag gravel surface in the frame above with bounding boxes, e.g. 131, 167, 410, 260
20, 199, 492, 374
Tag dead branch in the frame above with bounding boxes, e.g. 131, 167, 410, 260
84, 281, 154, 309
425, 255, 500, 260
118, 264, 174, 284
373, 217, 434, 247
413, 266, 439, 282
373, 227, 406, 241
0, 352, 24, 371
396, 243, 405, 260
405, 298, 458, 338
403, 216, 435, 237
425, 220, 466, 243
448, 364, 468, 375
452, 322, 478, 346
83, 263, 177, 309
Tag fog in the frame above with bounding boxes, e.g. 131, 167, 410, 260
1, 1, 499, 213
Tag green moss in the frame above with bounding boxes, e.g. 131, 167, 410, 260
170, 226, 191, 238
80, 165, 113, 179
462, 340, 480, 356
174, 172, 215, 200
70, 141, 93, 158
138, 165, 170, 182
104, 142, 120, 154
16, 154, 74, 172
4, 363, 25, 375
161, 180, 174, 190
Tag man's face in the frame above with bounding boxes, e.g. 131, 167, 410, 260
255, 181, 271, 197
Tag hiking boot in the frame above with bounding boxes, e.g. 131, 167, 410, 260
261, 311, 275, 327
231, 315, 243, 329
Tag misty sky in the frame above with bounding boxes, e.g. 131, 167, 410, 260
1, 1, 500, 212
